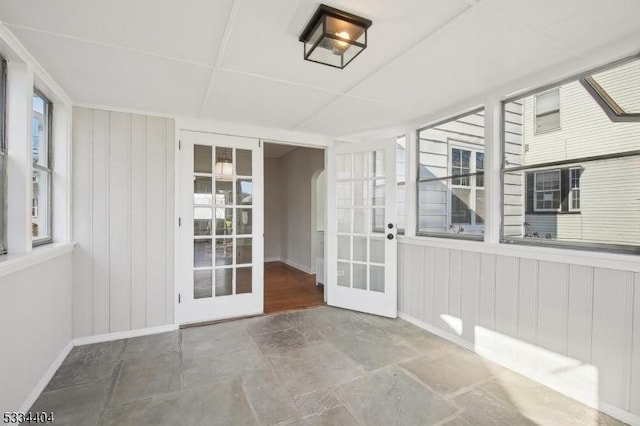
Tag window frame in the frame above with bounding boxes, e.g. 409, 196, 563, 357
569, 167, 581, 212
533, 169, 562, 212
415, 107, 486, 240
534, 87, 561, 135
0, 57, 6, 255
500, 53, 640, 255
32, 87, 54, 247
449, 144, 484, 227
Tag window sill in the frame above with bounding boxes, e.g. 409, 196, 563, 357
0, 242, 76, 278
398, 235, 640, 272
527, 211, 581, 215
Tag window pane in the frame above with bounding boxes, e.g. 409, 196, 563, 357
503, 58, 640, 252
396, 136, 406, 234
32, 92, 50, 167
418, 109, 485, 238
194, 145, 212, 173
32, 169, 51, 240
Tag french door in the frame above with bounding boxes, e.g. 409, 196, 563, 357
178, 131, 263, 325
326, 139, 397, 318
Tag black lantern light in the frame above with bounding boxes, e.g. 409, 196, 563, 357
299, 4, 372, 69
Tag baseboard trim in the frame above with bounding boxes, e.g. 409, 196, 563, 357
73, 324, 179, 346
398, 312, 640, 426
19, 341, 73, 412
264, 257, 314, 274
264, 257, 282, 263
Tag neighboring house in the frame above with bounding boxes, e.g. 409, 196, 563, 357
417, 110, 485, 235
506, 59, 640, 246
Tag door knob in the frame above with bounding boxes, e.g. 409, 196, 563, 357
387, 233, 394, 240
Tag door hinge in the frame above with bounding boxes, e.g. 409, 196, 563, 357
178, 293, 181, 303
259, 140, 261, 148
178, 217, 182, 226
178, 140, 181, 150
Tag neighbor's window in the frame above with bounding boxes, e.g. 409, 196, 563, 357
396, 135, 406, 234
535, 88, 560, 134
502, 56, 640, 253
0, 57, 6, 254
417, 108, 485, 239
32, 89, 53, 245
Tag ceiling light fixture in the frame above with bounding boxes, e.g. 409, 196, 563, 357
299, 4, 372, 69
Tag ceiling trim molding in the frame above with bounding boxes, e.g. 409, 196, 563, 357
199, 0, 240, 117
0, 23, 71, 105
3, 22, 214, 69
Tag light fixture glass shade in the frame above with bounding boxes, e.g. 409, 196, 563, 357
299, 4, 372, 69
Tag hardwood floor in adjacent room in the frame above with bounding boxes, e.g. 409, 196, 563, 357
264, 261, 324, 314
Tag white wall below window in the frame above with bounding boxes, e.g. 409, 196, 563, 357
0, 249, 73, 412
397, 239, 640, 424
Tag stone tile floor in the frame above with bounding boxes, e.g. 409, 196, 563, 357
31, 306, 624, 425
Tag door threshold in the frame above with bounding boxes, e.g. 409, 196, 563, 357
179, 304, 327, 329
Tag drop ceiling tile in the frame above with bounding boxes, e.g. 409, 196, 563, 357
349, 6, 570, 116
10, 28, 211, 116
0, 0, 233, 65
202, 69, 339, 129
296, 96, 412, 137
221, 0, 470, 93
540, 0, 640, 55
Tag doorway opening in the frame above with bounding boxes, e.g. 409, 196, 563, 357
263, 142, 326, 314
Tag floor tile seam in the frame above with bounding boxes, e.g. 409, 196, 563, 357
315, 391, 366, 426
238, 375, 268, 426
442, 376, 500, 400
248, 325, 297, 338
99, 362, 123, 423
181, 343, 259, 362
432, 412, 466, 426
453, 385, 528, 418
178, 331, 186, 391
394, 362, 459, 409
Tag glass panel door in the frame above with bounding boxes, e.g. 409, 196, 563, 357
327, 138, 397, 318
179, 132, 263, 325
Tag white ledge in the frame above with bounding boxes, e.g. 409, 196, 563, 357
0, 242, 76, 278
398, 236, 640, 272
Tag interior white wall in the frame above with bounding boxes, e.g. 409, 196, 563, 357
72, 107, 175, 338
0, 251, 73, 412
280, 147, 324, 273
264, 157, 284, 261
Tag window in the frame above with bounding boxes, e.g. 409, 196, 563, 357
0, 57, 6, 254
396, 135, 406, 234
569, 167, 581, 211
32, 89, 53, 245
535, 88, 560, 134
503, 56, 640, 253
417, 109, 485, 238
533, 170, 561, 211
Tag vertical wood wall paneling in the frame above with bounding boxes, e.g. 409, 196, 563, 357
478, 253, 495, 329
460, 251, 480, 344
145, 117, 167, 327
409, 245, 424, 320
71, 107, 94, 337
433, 249, 450, 332
494, 256, 519, 365
621, 272, 634, 411
397, 244, 406, 313
517, 258, 538, 367
164, 119, 175, 325
130, 115, 147, 329
108, 112, 132, 332
631, 272, 640, 415
567, 265, 594, 363
537, 261, 568, 356
92, 110, 111, 335
422, 246, 436, 325
592, 268, 630, 409
448, 249, 462, 319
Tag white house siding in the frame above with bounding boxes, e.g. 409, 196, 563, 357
397, 241, 640, 423
72, 107, 175, 338
503, 101, 525, 238
508, 60, 640, 245
418, 110, 485, 233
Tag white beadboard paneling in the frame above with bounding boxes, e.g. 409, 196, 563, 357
408, 245, 424, 320
517, 258, 537, 367
460, 251, 480, 343
632, 272, 640, 415
494, 256, 518, 337
537, 261, 568, 356
145, 117, 168, 327
130, 115, 147, 330
567, 265, 593, 363
108, 112, 132, 332
398, 241, 407, 314
591, 268, 631, 410
92, 110, 111, 335
478, 253, 495, 329
433, 249, 450, 333
422, 246, 436, 324
72, 108, 174, 338
72, 107, 94, 338
449, 249, 462, 319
